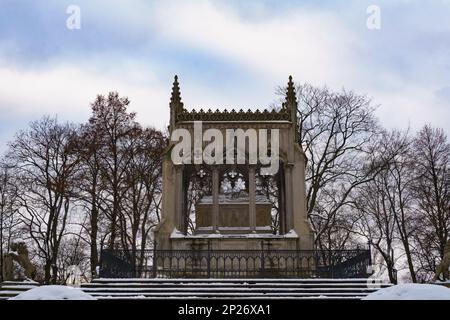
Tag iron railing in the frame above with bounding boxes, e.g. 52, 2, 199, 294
99, 243, 372, 279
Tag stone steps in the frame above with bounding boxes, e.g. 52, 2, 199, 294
88, 278, 380, 284
81, 283, 386, 289
0, 281, 40, 300
0, 278, 392, 300
80, 278, 391, 300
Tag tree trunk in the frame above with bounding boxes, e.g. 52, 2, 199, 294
44, 260, 52, 284
387, 261, 397, 284
403, 242, 417, 283
90, 204, 99, 277
0, 207, 3, 283
51, 261, 58, 284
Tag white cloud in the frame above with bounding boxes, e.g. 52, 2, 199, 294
0, 61, 169, 128
146, 1, 449, 133
152, 1, 357, 86
0, 0, 448, 149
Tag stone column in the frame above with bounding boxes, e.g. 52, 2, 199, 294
284, 164, 294, 231
277, 167, 286, 235
249, 166, 256, 232
175, 166, 184, 232
212, 167, 219, 233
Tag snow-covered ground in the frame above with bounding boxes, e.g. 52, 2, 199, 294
9, 285, 96, 300
363, 284, 450, 300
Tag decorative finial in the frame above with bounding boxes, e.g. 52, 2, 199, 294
286, 75, 296, 105
284, 75, 299, 143
170, 75, 183, 109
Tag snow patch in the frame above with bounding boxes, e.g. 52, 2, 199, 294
283, 229, 298, 238
363, 284, 450, 300
170, 228, 184, 238
170, 227, 297, 239
9, 285, 97, 300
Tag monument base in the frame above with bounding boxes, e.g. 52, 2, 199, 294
169, 229, 302, 250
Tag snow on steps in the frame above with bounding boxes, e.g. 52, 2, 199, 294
0, 279, 393, 300
80, 278, 392, 300
0, 281, 40, 300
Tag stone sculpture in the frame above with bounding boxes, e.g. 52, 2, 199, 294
2, 242, 36, 281
433, 239, 450, 282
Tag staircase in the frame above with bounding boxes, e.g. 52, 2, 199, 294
80, 278, 392, 300
0, 281, 40, 300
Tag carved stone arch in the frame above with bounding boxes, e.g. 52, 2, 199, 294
254, 158, 287, 234
218, 165, 249, 196
183, 164, 214, 234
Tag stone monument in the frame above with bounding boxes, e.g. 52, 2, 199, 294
153, 75, 314, 254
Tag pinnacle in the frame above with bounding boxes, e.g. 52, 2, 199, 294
170, 75, 183, 107
286, 75, 297, 104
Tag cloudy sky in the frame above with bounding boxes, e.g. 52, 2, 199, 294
0, 0, 449, 153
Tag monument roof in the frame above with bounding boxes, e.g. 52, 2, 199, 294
170, 75, 297, 123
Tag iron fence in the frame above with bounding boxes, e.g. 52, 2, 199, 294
99, 243, 372, 279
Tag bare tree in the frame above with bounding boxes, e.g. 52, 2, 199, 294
278, 83, 380, 251
353, 166, 398, 283
118, 126, 166, 272
88, 92, 138, 249
0, 162, 22, 281
352, 130, 417, 283
410, 125, 450, 281
72, 123, 108, 277
89, 92, 136, 248
387, 131, 418, 283
56, 234, 90, 285
6, 117, 80, 283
